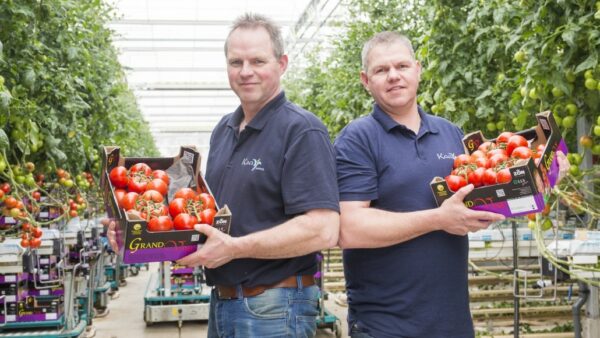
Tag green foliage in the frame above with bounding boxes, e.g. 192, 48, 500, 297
286, 0, 600, 151
0, 0, 158, 175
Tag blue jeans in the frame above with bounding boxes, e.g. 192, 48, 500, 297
207, 278, 320, 338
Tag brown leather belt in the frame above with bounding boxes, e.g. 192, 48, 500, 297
215, 275, 315, 300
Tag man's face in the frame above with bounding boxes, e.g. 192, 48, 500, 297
226, 27, 287, 110
360, 42, 421, 115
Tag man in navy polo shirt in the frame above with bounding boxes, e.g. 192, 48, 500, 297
334, 32, 505, 338
176, 13, 340, 337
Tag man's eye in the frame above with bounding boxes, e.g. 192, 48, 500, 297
230, 60, 242, 66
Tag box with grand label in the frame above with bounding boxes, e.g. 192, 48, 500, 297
101, 146, 232, 264
430, 111, 567, 217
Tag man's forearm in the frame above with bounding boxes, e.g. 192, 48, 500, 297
232, 209, 340, 259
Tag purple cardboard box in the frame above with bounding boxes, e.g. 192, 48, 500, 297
430, 111, 567, 218
101, 146, 232, 264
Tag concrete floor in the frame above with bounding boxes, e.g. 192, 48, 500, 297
92, 265, 349, 338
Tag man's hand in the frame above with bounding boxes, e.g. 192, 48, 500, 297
177, 224, 237, 269
438, 184, 505, 236
556, 150, 570, 183
101, 218, 119, 252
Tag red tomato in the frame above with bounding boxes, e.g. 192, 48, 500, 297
467, 167, 485, 187
488, 153, 508, 168
197, 193, 216, 211
0, 182, 11, 193
121, 192, 140, 211
20, 238, 30, 248
32, 191, 41, 201
169, 198, 187, 217
483, 168, 498, 185
31, 227, 43, 238
495, 131, 514, 145
478, 141, 495, 153
30, 238, 41, 248
141, 190, 164, 203
534, 144, 545, 159
174, 188, 197, 200
470, 150, 487, 160
472, 156, 490, 168
152, 170, 170, 184
146, 179, 168, 196
173, 213, 198, 230
127, 176, 148, 193
497, 168, 512, 184
200, 208, 216, 225
114, 188, 127, 208
148, 216, 174, 232
4, 196, 18, 208
506, 135, 529, 156
453, 154, 471, 169
109, 166, 129, 188
129, 163, 152, 176
511, 146, 532, 160
487, 148, 508, 158
445, 174, 467, 192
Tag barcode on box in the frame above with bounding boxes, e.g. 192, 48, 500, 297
495, 189, 506, 198
191, 234, 199, 241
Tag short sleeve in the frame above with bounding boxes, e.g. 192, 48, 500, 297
334, 124, 379, 202
281, 129, 340, 215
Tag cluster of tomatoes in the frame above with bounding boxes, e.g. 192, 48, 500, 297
445, 131, 545, 192
19, 221, 43, 248
109, 163, 217, 232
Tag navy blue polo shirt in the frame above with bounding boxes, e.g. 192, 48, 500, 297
204, 91, 339, 287
334, 104, 474, 338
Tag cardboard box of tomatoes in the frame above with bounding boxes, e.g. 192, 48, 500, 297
101, 146, 232, 264
430, 111, 568, 218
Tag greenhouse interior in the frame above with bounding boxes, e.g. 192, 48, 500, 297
0, 0, 599, 337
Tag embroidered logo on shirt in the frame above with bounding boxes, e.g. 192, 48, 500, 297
437, 152, 456, 160
241, 158, 264, 171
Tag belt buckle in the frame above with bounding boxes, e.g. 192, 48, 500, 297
216, 286, 237, 300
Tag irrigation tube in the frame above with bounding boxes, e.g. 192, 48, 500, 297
573, 281, 589, 338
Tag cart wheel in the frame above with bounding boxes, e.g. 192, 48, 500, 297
119, 279, 127, 287
129, 266, 139, 276
334, 321, 342, 338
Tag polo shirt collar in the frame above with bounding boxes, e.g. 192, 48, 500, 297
227, 91, 287, 131
372, 103, 439, 136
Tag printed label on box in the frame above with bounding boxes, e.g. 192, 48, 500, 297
507, 196, 538, 213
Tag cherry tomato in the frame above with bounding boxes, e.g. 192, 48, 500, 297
30, 238, 41, 248
173, 213, 198, 230
109, 166, 129, 188
478, 141, 495, 153
4, 196, 18, 208
148, 216, 174, 232
31, 227, 43, 238
20, 238, 30, 247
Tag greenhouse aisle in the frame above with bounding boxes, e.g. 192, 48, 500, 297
92, 264, 348, 338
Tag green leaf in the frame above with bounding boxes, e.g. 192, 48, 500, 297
0, 129, 9, 150
574, 53, 598, 74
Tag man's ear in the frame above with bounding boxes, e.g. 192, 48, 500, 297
279, 54, 289, 74
360, 70, 369, 89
